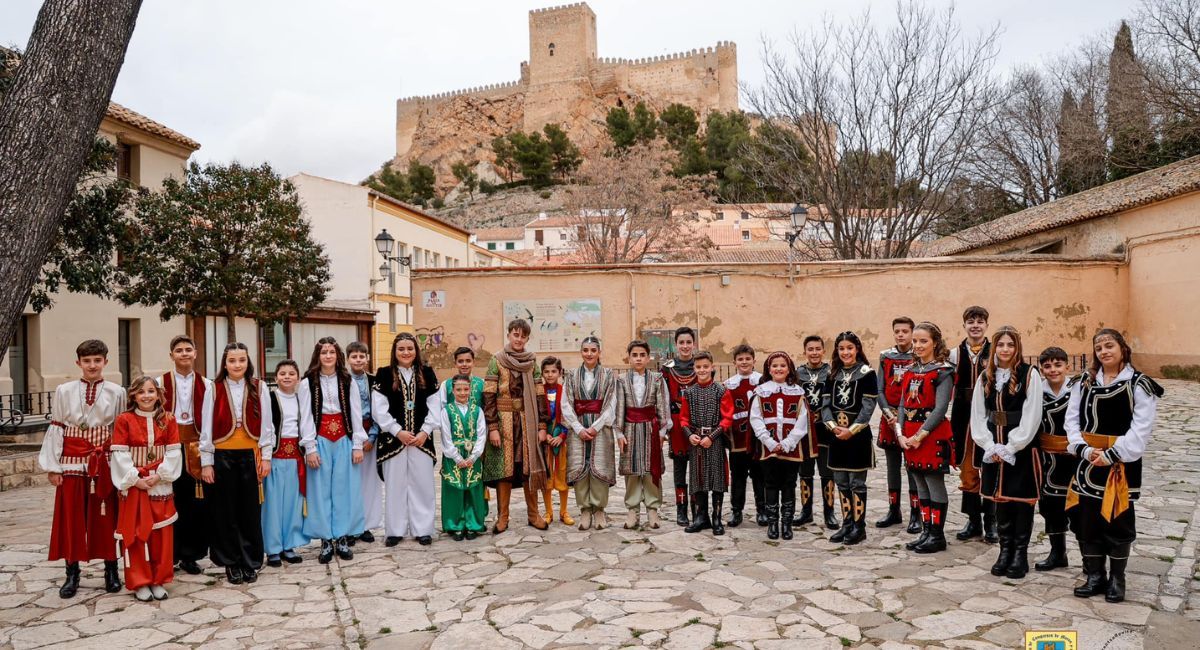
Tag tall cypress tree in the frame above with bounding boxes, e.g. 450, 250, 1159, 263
1106, 21, 1156, 181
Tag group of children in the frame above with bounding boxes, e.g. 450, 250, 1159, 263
40, 308, 1162, 605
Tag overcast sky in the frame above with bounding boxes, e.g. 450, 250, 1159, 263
1, 0, 1137, 183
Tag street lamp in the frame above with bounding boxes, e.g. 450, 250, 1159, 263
784, 203, 808, 287
375, 228, 413, 327
786, 203, 808, 248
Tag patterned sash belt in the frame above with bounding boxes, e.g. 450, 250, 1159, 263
318, 413, 347, 442
1066, 432, 1129, 522
1038, 433, 1069, 454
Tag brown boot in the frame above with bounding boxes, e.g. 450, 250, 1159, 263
524, 484, 549, 530
543, 487, 554, 523
493, 482, 512, 534
559, 490, 575, 526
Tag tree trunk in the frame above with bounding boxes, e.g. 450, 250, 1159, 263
226, 308, 237, 347
0, 0, 143, 365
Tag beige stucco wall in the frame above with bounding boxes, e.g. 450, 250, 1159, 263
1126, 230, 1200, 374
4, 119, 195, 395
411, 258, 1131, 373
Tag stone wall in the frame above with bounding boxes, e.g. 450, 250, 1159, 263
405, 256, 1179, 375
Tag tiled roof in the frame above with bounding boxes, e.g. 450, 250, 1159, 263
925, 155, 1200, 256
473, 227, 525, 241
105, 102, 200, 151
683, 248, 792, 264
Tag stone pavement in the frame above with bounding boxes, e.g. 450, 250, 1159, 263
1, 379, 1199, 649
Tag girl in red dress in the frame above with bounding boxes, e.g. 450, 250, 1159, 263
110, 376, 182, 601
897, 322, 956, 554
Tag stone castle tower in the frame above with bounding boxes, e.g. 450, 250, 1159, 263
393, 3, 738, 187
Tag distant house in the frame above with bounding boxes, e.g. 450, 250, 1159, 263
923, 155, 1200, 257
473, 227, 525, 252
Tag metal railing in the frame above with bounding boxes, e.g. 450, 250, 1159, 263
0, 391, 53, 419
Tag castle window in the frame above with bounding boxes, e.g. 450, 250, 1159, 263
548, 43, 555, 57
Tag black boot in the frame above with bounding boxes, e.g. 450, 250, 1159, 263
318, 539, 334, 564
906, 492, 922, 534
685, 493, 711, 533
711, 493, 726, 536
914, 501, 948, 553
844, 489, 866, 545
1106, 543, 1129, 603
728, 509, 743, 528
103, 560, 121, 593
821, 478, 839, 530
875, 489, 903, 528
830, 488, 853, 543
1006, 505, 1034, 579
793, 477, 813, 526
755, 509, 770, 526
675, 488, 690, 527
906, 501, 930, 550
58, 562, 81, 599
359, 530, 375, 543
983, 500, 999, 544
781, 497, 795, 540
1036, 533, 1070, 571
766, 502, 780, 540
956, 492, 982, 540
1073, 544, 1108, 598
990, 504, 1014, 576
225, 565, 244, 585
336, 536, 353, 560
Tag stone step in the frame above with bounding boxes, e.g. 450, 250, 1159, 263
0, 420, 48, 445
0, 451, 47, 492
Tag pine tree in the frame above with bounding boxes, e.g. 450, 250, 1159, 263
1106, 21, 1157, 181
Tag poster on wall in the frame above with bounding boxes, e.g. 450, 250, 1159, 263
422, 290, 446, 309
503, 298, 601, 352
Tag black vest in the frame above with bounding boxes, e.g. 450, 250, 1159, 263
373, 365, 439, 461
306, 373, 353, 434
824, 364, 875, 424
1078, 370, 1164, 437
983, 363, 1033, 438
954, 339, 991, 399
1040, 378, 1075, 437
796, 363, 830, 413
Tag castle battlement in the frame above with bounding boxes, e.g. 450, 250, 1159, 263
394, 2, 738, 186
397, 80, 523, 105
529, 3, 592, 15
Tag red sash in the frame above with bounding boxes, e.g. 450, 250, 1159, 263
625, 405, 663, 484
63, 436, 114, 498
575, 399, 602, 415
318, 413, 347, 443
274, 437, 306, 497
116, 488, 153, 549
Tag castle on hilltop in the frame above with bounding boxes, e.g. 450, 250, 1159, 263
393, 3, 738, 188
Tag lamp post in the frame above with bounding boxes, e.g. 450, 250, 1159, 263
374, 228, 413, 328
785, 203, 807, 286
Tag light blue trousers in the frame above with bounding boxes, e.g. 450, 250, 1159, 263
261, 455, 310, 555
302, 436, 365, 540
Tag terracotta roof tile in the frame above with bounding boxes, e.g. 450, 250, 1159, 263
925, 155, 1200, 255
105, 102, 200, 151
473, 227, 525, 241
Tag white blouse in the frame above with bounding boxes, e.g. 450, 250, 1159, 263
434, 402, 488, 464
970, 367, 1044, 464
297, 373, 367, 453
